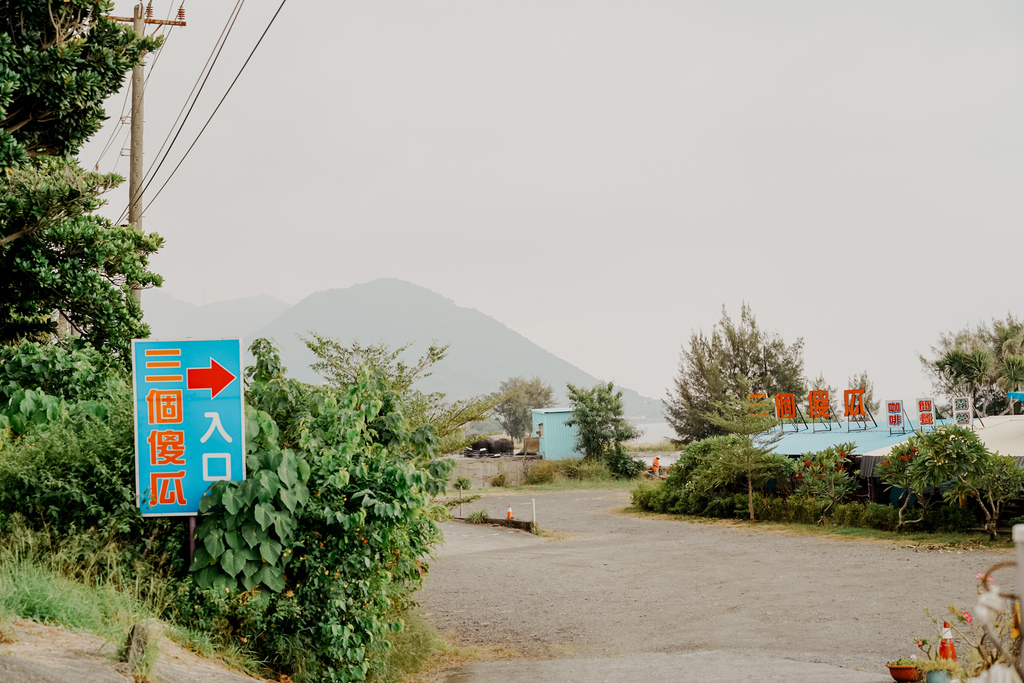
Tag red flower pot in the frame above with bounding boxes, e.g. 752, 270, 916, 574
887, 664, 921, 682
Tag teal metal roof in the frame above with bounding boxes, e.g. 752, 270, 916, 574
769, 419, 951, 456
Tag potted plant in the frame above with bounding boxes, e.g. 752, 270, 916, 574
886, 659, 921, 682
915, 658, 961, 683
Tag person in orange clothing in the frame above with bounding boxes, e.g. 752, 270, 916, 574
651, 456, 660, 478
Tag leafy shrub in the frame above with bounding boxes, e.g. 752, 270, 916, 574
1006, 515, 1024, 528
923, 504, 979, 532
0, 343, 185, 579
793, 443, 858, 521
605, 443, 644, 479
490, 471, 508, 487
860, 503, 899, 531
828, 502, 867, 528
630, 481, 659, 510
0, 342, 125, 402
184, 340, 453, 683
455, 476, 472, 491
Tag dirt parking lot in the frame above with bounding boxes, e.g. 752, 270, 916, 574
420, 489, 1016, 679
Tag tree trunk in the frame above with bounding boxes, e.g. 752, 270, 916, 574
748, 475, 754, 522
985, 515, 998, 541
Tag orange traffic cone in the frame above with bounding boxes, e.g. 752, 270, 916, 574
507, 505, 513, 520
938, 622, 957, 661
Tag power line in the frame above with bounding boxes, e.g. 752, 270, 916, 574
139, 1, 243, 188
116, 0, 246, 224
140, 0, 289, 217
94, 3, 180, 171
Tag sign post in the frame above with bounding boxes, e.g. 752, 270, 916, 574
132, 339, 246, 563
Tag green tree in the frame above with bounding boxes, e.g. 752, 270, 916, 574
876, 440, 936, 530
566, 381, 643, 478
920, 315, 1023, 416
907, 425, 1024, 539
1, 2, 163, 357
665, 303, 805, 443
705, 389, 784, 522
490, 376, 554, 439
935, 348, 996, 416
998, 354, 1024, 415
303, 333, 502, 455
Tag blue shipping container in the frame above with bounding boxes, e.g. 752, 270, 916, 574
531, 408, 579, 460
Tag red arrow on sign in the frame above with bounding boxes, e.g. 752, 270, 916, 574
187, 359, 236, 398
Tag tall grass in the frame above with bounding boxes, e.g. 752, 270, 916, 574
0, 516, 165, 639
523, 458, 618, 485
0, 515, 262, 674
367, 610, 443, 683
627, 441, 680, 452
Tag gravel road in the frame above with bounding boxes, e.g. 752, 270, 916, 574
419, 489, 1016, 680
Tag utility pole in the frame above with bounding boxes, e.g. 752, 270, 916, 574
109, 3, 186, 303
129, 2, 145, 258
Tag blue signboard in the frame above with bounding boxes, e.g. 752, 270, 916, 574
131, 339, 245, 517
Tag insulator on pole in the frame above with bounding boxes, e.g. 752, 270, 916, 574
145, 1, 153, 18
177, 5, 185, 21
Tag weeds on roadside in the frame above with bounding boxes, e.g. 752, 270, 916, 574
465, 510, 489, 524
0, 516, 264, 674
367, 610, 441, 683
523, 458, 618, 485
627, 441, 680, 452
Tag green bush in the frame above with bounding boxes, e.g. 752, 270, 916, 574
605, 443, 644, 479
183, 340, 453, 683
633, 465, 980, 536
1006, 515, 1024, 528
0, 342, 185, 579
631, 481, 659, 510
860, 503, 899, 531
923, 504, 979, 532
490, 471, 508, 487
829, 502, 867, 528
455, 476, 472, 491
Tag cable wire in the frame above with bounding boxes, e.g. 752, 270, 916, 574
117, 0, 246, 223
138, 0, 242, 188
139, 0, 289, 217
93, 2, 179, 171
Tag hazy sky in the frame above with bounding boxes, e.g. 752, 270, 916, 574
85, 1, 1024, 404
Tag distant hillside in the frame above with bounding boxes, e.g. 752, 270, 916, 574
145, 280, 662, 421
143, 290, 290, 340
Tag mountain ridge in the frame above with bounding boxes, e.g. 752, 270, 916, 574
144, 279, 662, 421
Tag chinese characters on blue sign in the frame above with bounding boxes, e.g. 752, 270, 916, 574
132, 339, 245, 517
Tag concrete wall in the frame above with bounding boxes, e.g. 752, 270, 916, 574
447, 456, 538, 489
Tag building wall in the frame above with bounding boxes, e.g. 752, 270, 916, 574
532, 409, 579, 460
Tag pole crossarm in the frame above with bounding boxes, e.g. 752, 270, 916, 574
107, 16, 186, 26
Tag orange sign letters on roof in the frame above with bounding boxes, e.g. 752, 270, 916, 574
774, 393, 797, 420
808, 390, 831, 419
843, 388, 866, 417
